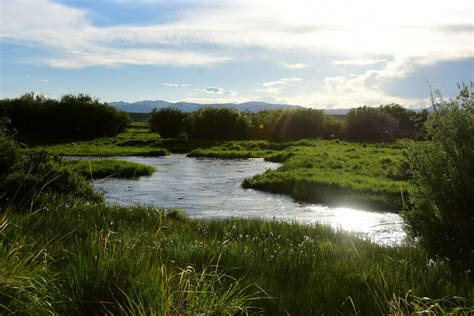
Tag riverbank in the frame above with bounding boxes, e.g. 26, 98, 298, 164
2, 200, 472, 315
28, 123, 410, 212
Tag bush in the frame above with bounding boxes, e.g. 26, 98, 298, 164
149, 107, 189, 138
0, 118, 18, 175
1, 151, 102, 209
0, 126, 101, 210
403, 83, 474, 266
191, 108, 250, 139
321, 116, 345, 139
346, 106, 399, 142
0, 93, 130, 139
380, 104, 427, 139
274, 108, 324, 141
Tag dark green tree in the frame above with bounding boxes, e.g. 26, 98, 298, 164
0, 93, 130, 139
403, 83, 474, 266
149, 108, 189, 138
345, 106, 399, 142
274, 108, 325, 141
191, 108, 250, 139
380, 104, 427, 139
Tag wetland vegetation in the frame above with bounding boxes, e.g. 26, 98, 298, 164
1, 84, 473, 314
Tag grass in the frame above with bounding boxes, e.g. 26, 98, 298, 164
67, 159, 156, 179
28, 124, 412, 211
1, 200, 472, 315
189, 139, 411, 211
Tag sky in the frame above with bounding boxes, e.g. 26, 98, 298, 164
0, 0, 473, 108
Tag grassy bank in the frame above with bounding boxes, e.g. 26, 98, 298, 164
189, 139, 410, 211
28, 123, 410, 211
26, 122, 216, 156
1, 200, 472, 315
68, 159, 156, 179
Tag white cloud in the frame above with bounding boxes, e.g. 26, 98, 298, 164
162, 82, 191, 87
193, 86, 237, 95
280, 62, 306, 69
273, 58, 438, 108
260, 77, 303, 95
331, 59, 387, 66
1, 0, 472, 69
261, 77, 302, 88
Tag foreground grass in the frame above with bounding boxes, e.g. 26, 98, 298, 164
1, 200, 472, 315
67, 159, 156, 179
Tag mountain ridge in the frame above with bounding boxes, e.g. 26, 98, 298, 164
110, 100, 304, 113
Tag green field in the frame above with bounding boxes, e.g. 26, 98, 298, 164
2, 200, 472, 315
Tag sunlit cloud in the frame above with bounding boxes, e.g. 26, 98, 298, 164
0, 0, 472, 105
331, 59, 387, 66
162, 82, 192, 87
280, 62, 306, 69
193, 87, 237, 96
1, 0, 472, 69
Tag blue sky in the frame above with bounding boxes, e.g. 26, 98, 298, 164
1, 0, 472, 108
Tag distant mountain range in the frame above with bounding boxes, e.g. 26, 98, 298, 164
110, 100, 303, 113
110, 100, 430, 115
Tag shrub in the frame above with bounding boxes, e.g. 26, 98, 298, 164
403, 83, 474, 266
149, 107, 189, 138
274, 108, 324, 141
191, 108, 250, 139
0, 118, 18, 175
346, 106, 399, 142
0, 93, 130, 139
380, 104, 427, 139
322, 116, 345, 139
1, 151, 102, 209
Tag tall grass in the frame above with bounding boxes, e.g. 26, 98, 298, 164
1, 200, 472, 314
68, 159, 155, 179
0, 203, 266, 315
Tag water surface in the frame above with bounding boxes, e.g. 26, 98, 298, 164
90, 155, 406, 245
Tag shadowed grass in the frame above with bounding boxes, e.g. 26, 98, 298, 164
68, 159, 155, 179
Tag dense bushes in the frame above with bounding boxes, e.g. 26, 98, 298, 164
346, 105, 427, 142
191, 108, 250, 139
0, 123, 101, 210
149, 107, 189, 138
403, 83, 474, 266
0, 118, 18, 175
346, 106, 399, 142
148, 106, 425, 142
0, 93, 130, 139
273, 109, 325, 140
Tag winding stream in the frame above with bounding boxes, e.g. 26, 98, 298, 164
89, 155, 406, 246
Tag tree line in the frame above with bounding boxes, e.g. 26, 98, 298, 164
149, 104, 428, 142
0, 93, 130, 139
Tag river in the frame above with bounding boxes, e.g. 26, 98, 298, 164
89, 155, 406, 246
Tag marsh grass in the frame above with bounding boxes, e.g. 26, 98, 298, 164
29, 123, 411, 211
0, 203, 266, 315
190, 139, 411, 211
68, 159, 155, 179
2, 201, 472, 315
